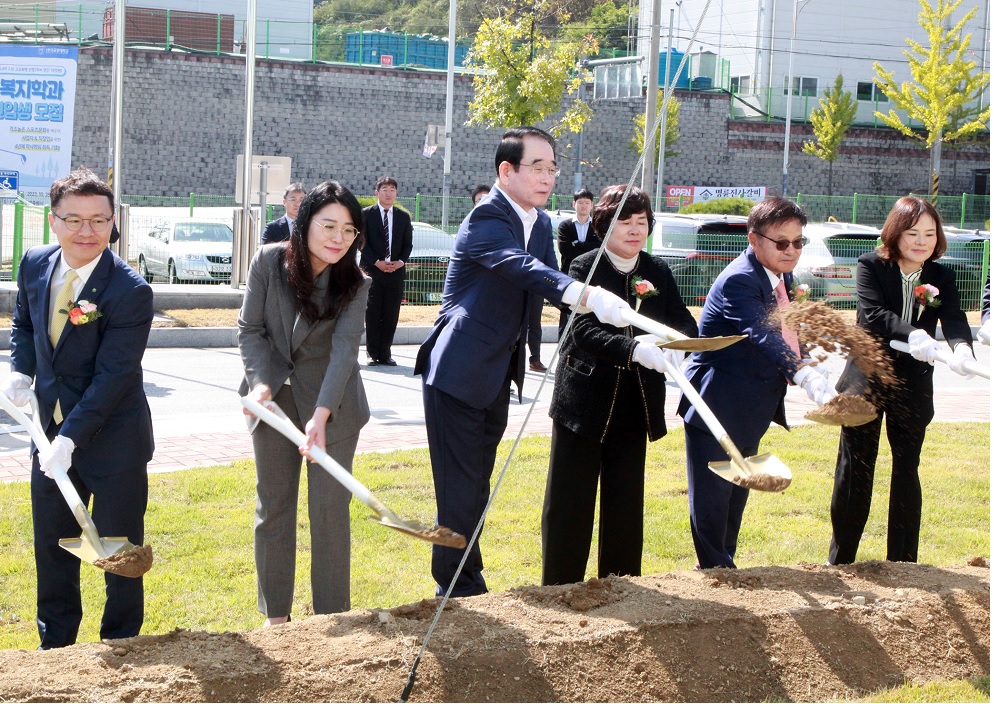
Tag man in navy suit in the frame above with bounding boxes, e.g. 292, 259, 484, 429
2, 167, 154, 648
360, 176, 414, 366
677, 197, 834, 569
260, 183, 305, 244
414, 126, 634, 597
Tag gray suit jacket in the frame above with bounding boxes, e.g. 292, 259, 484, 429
238, 244, 371, 443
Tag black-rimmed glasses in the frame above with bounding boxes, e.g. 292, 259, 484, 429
755, 231, 808, 251
53, 213, 115, 232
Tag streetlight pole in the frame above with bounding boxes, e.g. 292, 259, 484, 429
781, 0, 812, 197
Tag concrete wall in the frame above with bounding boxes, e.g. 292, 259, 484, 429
70, 47, 989, 200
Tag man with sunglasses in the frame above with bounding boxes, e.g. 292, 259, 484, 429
677, 196, 834, 569
1, 167, 154, 648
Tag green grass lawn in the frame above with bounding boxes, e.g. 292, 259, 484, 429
0, 422, 989, 700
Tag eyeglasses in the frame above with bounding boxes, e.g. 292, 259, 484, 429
755, 231, 808, 251
52, 213, 115, 232
314, 222, 358, 240
521, 161, 560, 178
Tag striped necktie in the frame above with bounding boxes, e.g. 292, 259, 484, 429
382, 208, 392, 260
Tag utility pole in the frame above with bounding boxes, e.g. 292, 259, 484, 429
440, 0, 456, 230
640, 0, 661, 195
654, 9, 675, 211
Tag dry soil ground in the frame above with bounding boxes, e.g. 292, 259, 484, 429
0, 560, 988, 703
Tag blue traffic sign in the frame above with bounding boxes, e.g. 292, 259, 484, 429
0, 170, 18, 193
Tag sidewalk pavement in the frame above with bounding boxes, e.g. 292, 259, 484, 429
0, 346, 988, 483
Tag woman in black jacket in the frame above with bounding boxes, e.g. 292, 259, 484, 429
541, 185, 698, 585
828, 196, 976, 565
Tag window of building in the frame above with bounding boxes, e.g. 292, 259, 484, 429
856, 81, 888, 102
730, 75, 750, 93
783, 75, 818, 97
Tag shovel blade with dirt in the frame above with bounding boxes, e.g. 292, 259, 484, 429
0, 391, 152, 577
241, 396, 467, 549
621, 308, 792, 492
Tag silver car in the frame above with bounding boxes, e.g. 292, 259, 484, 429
136, 219, 234, 284
793, 222, 881, 307
403, 222, 457, 304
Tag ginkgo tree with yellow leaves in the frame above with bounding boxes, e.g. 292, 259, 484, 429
872, 0, 990, 196
465, 12, 597, 136
802, 74, 857, 196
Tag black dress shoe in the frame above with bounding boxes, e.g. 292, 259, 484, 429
367, 359, 381, 366
381, 358, 398, 366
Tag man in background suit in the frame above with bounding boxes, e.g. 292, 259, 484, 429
415, 126, 634, 597
556, 188, 597, 338
260, 183, 305, 245
678, 197, 834, 569
2, 167, 154, 648
361, 176, 413, 366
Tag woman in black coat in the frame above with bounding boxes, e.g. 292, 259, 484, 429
541, 185, 698, 585
829, 196, 976, 565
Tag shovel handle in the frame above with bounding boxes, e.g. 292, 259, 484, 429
0, 390, 108, 557
240, 396, 374, 506
890, 340, 990, 380
619, 308, 750, 471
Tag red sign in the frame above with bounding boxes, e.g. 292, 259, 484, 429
380, 54, 394, 67
666, 185, 693, 208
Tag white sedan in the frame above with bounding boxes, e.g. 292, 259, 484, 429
136, 218, 233, 284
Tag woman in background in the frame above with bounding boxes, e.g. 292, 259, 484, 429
829, 196, 976, 565
541, 185, 698, 585
239, 180, 371, 624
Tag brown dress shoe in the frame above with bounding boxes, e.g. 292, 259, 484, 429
529, 360, 547, 372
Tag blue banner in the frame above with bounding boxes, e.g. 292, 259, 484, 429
0, 45, 77, 203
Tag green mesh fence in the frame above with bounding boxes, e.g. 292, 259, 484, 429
797, 193, 991, 230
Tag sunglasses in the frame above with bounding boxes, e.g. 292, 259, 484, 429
755, 231, 808, 251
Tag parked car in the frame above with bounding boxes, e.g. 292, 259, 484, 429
402, 222, 456, 304
136, 218, 233, 284
793, 222, 881, 307
649, 213, 749, 304
938, 227, 990, 310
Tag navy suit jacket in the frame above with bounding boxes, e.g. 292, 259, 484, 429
260, 215, 292, 245
10, 245, 154, 478
678, 246, 801, 447
360, 205, 414, 280
415, 188, 575, 408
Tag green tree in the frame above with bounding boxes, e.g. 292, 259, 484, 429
872, 0, 990, 196
631, 91, 681, 164
801, 74, 857, 196
465, 14, 597, 136
563, 0, 631, 55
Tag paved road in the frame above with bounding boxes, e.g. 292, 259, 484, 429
0, 341, 988, 482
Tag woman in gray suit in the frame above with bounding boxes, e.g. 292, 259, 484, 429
238, 180, 371, 625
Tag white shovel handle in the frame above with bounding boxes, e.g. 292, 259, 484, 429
619, 307, 748, 467
890, 340, 990, 379
240, 396, 374, 505
0, 390, 108, 557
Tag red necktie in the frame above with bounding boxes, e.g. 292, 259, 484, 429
382, 208, 392, 260
774, 278, 801, 359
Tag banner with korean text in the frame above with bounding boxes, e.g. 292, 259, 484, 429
666, 185, 767, 208
0, 45, 78, 203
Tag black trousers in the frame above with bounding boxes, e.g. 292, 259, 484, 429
527, 295, 543, 362
31, 457, 147, 648
365, 272, 404, 362
423, 379, 510, 597
829, 376, 933, 564
541, 421, 648, 585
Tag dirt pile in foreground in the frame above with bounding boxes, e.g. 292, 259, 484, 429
0, 561, 987, 703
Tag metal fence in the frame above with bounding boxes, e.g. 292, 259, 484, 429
796, 193, 991, 230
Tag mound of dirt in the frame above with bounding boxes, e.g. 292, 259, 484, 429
0, 561, 987, 702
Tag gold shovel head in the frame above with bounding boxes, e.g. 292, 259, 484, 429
59, 536, 136, 564
636, 333, 748, 352
709, 452, 792, 492
804, 395, 878, 427
368, 515, 468, 548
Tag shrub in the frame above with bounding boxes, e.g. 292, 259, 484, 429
678, 197, 756, 216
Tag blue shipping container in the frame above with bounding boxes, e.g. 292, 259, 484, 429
655, 49, 690, 90
345, 31, 468, 69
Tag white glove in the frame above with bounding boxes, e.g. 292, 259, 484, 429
793, 365, 838, 406
583, 286, 632, 328
0, 372, 32, 407
39, 435, 75, 479
977, 319, 991, 346
947, 343, 977, 379
907, 329, 940, 364
632, 341, 668, 373
662, 348, 686, 369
